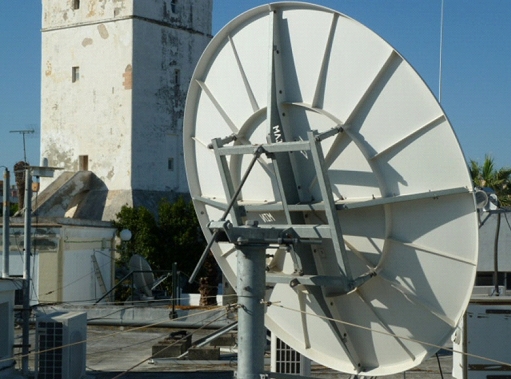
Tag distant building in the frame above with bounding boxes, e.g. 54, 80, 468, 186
39, 0, 213, 221
0, 181, 18, 210
1, 218, 116, 304
0, 0, 214, 310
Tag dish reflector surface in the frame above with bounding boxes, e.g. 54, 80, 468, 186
184, 2, 478, 375
129, 254, 155, 298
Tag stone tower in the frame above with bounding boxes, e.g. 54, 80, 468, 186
39, 0, 212, 220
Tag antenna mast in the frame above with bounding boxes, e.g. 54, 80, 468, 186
438, 0, 445, 103
9, 129, 35, 163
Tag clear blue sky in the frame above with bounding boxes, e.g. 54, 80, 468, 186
1, 1, 510, 173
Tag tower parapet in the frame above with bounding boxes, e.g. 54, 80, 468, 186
40, 0, 212, 220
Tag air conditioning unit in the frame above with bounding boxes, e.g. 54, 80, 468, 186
35, 312, 87, 379
270, 333, 311, 376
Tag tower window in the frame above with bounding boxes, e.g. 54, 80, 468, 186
168, 158, 174, 171
72, 66, 80, 82
73, 0, 80, 10
79, 155, 89, 171
171, 0, 177, 13
174, 69, 180, 86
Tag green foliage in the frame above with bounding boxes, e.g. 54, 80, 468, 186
113, 205, 160, 267
112, 197, 206, 276
0, 203, 18, 217
157, 197, 206, 276
470, 155, 511, 206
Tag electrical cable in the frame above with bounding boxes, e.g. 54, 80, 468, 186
86, 330, 169, 357
6, 304, 231, 365
39, 254, 113, 297
269, 301, 511, 370
8, 297, 511, 376
13, 232, 24, 265
503, 211, 511, 231
32, 277, 238, 308
109, 307, 232, 379
435, 352, 444, 379
31, 292, 238, 321
87, 304, 234, 357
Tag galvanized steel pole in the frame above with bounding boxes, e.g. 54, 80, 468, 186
236, 244, 266, 379
172, 261, 177, 318
22, 168, 32, 375
2, 168, 10, 278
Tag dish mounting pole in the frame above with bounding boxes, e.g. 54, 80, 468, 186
208, 220, 300, 379
236, 233, 267, 379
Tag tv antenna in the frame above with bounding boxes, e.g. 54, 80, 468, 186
184, 2, 478, 377
9, 128, 35, 163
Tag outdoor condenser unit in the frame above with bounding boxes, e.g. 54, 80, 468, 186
270, 333, 311, 376
35, 312, 87, 379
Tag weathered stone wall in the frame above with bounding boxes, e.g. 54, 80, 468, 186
41, 2, 134, 191
131, 1, 211, 192
42, 0, 134, 27
40, 0, 212, 198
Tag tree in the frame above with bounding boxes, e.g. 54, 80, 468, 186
157, 197, 206, 277
1, 203, 18, 217
158, 198, 219, 305
470, 155, 511, 206
113, 198, 206, 273
113, 205, 160, 267
112, 197, 216, 303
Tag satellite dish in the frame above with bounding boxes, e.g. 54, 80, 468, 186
129, 254, 155, 299
184, 2, 478, 376
474, 188, 488, 210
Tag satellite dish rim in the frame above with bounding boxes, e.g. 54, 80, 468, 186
129, 254, 155, 298
184, 2, 478, 375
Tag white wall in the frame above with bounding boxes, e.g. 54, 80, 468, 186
40, 0, 212, 195
0, 280, 20, 372
59, 225, 115, 303
41, 1, 133, 190
0, 222, 115, 305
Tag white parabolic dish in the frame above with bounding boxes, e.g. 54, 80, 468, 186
129, 254, 155, 298
184, 2, 478, 376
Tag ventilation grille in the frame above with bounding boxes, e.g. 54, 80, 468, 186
37, 321, 64, 378
36, 312, 86, 379
275, 337, 301, 373
270, 333, 311, 375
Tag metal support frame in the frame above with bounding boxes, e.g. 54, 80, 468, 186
171, 262, 178, 318
210, 219, 371, 378
2, 168, 10, 278
210, 222, 292, 379
196, 8, 376, 372
307, 130, 352, 282
19, 165, 59, 375
189, 147, 263, 284
236, 241, 267, 379
201, 119, 377, 378
94, 270, 133, 305
202, 118, 391, 376
21, 168, 32, 376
